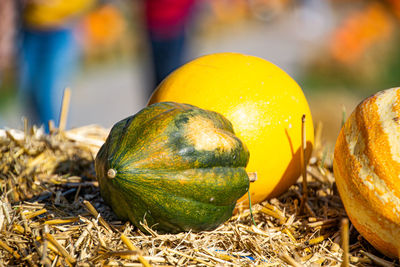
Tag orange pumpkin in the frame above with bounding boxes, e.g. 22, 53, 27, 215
333, 87, 400, 258
149, 52, 314, 206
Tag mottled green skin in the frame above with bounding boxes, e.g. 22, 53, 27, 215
95, 102, 249, 233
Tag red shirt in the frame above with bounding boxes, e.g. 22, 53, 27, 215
145, 0, 196, 38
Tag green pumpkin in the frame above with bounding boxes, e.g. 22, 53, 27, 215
95, 102, 249, 233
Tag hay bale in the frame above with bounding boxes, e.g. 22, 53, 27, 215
0, 125, 396, 266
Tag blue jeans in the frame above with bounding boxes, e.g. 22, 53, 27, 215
148, 31, 186, 96
19, 27, 79, 131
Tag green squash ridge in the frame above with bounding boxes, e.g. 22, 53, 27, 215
109, 102, 242, 169
112, 167, 249, 206
108, 103, 192, 166
111, 181, 235, 232
115, 180, 235, 210
111, 128, 249, 171
109, 109, 177, 167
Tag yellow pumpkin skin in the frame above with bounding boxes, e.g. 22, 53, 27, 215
148, 52, 314, 205
333, 87, 400, 258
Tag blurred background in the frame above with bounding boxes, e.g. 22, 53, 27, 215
1, 0, 400, 152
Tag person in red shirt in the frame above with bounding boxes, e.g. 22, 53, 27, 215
144, 0, 196, 96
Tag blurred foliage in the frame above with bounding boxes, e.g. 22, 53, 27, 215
78, 1, 142, 67
2, 0, 400, 100
0, 70, 17, 112
301, 37, 400, 95
300, 1, 400, 95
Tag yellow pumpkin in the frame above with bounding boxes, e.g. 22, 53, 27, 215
333, 87, 400, 258
148, 52, 314, 205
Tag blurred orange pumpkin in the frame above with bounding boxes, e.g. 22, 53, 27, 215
330, 2, 392, 64
82, 4, 125, 48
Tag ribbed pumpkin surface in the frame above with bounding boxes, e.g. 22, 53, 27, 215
333, 87, 400, 258
95, 102, 250, 233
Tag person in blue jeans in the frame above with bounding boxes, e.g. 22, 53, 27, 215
19, 28, 79, 131
19, 0, 94, 132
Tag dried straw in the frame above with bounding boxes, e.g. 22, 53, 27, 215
0, 123, 398, 266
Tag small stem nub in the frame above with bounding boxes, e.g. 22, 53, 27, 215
247, 172, 257, 183
107, 169, 117, 179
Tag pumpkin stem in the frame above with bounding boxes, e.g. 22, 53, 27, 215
247, 172, 257, 183
107, 169, 117, 179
